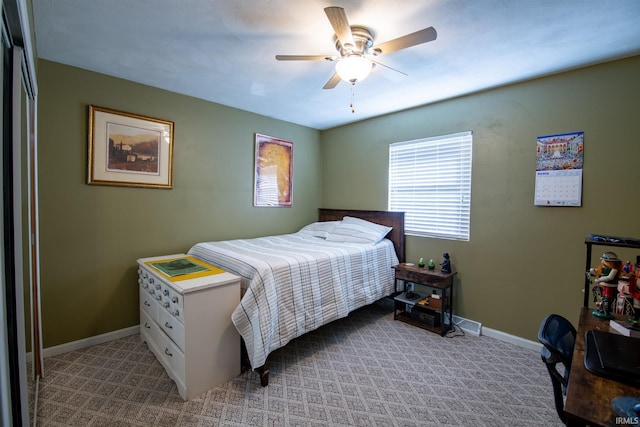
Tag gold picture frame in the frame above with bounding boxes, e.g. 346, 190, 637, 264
254, 133, 293, 207
88, 105, 174, 188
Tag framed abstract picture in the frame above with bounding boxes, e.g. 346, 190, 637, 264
254, 133, 293, 207
88, 105, 174, 188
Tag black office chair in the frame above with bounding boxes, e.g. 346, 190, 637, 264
537, 314, 577, 425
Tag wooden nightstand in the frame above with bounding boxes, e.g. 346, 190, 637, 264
393, 263, 456, 336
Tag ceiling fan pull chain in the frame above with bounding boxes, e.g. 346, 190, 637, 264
350, 82, 356, 113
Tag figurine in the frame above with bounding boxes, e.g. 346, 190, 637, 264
631, 261, 640, 323
590, 251, 622, 319
617, 261, 637, 316
621, 260, 634, 280
441, 252, 451, 274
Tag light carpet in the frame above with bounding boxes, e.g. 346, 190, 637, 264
34, 301, 562, 426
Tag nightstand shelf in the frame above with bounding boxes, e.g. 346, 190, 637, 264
393, 263, 456, 336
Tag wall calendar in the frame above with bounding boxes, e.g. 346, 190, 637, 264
534, 131, 584, 206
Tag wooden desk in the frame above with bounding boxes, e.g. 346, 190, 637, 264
565, 307, 640, 426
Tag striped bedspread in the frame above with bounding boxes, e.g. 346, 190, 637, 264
188, 232, 399, 369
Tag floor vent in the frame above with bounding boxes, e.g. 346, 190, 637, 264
451, 314, 482, 336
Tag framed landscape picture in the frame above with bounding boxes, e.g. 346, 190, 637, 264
88, 105, 174, 188
254, 133, 293, 207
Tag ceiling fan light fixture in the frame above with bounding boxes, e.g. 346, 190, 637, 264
335, 55, 372, 83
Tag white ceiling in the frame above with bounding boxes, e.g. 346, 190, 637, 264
32, 0, 640, 130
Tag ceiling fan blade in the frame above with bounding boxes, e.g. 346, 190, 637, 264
372, 27, 437, 56
324, 6, 355, 50
276, 55, 335, 61
322, 73, 342, 90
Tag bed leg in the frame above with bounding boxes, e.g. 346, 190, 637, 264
240, 339, 251, 373
255, 361, 269, 387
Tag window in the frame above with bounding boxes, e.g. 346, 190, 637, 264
388, 131, 472, 241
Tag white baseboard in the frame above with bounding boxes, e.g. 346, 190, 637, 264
482, 326, 542, 352
33, 318, 541, 362
448, 313, 541, 352
42, 325, 139, 358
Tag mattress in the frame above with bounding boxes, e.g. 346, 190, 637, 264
188, 232, 399, 369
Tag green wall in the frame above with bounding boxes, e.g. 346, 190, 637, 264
321, 56, 640, 340
38, 56, 640, 348
37, 60, 322, 347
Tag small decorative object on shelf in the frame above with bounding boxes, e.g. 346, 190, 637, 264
631, 259, 640, 322
589, 251, 622, 319
418, 258, 425, 268
441, 252, 451, 274
623, 261, 634, 278
427, 259, 436, 270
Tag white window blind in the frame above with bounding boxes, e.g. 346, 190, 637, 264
388, 131, 473, 241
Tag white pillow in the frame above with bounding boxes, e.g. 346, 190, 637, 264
298, 221, 341, 239
326, 216, 392, 244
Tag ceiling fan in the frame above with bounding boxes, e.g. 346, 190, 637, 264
275, 6, 437, 90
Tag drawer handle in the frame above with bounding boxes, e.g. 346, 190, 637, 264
143, 301, 151, 307
164, 348, 173, 357
171, 296, 178, 304
164, 321, 173, 329
144, 322, 151, 329
173, 309, 180, 317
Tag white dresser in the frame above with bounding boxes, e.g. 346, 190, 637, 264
137, 254, 241, 400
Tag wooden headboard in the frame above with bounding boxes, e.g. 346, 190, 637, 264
318, 208, 406, 263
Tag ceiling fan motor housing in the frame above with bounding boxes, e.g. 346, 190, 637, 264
335, 27, 373, 57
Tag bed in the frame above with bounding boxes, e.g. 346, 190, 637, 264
187, 208, 405, 386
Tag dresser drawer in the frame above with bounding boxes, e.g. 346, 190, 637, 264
140, 309, 160, 345
139, 267, 161, 293
141, 310, 185, 385
157, 308, 186, 351
158, 281, 184, 323
139, 287, 157, 319
157, 331, 185, 384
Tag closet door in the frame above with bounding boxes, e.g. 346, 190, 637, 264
1, 0, 40, 423
1, 44, 31, 427
0, 26, 17, 427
